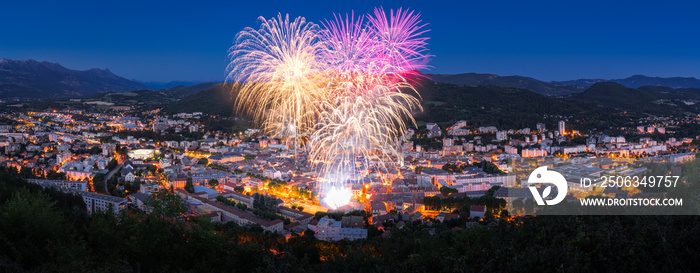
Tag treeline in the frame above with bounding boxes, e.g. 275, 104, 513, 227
1, 167, 700, 272
423, 192, 507, 217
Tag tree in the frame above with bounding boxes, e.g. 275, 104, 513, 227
147, 165, 157, 175
19, 166, 34, 178
440, 186, 458, 196
208, 179, 219, 188
486, 185, 501, 196
499, 209, 510, 218
147, 189, 187, 217
523, 198, 535, 215
233, 186, 245, 193
442, 163, 464, 173
107, 158, 118, 170
512, 198, 524, 215
46, 170, 66, 180
197, 158, 209, 165
185, 177, 194, 193
92, 173, 106, 194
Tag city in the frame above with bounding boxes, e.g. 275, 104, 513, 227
2, 1, 700, 272
1, 105, 698, 234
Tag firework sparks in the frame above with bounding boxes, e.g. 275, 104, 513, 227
226, 13, 327, 144
227, 8, 430, 209
367, 7, 431, 73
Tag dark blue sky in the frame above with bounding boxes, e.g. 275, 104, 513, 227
1, 0, 699, 82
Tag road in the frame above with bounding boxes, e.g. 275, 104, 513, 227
103, 164, 123, 194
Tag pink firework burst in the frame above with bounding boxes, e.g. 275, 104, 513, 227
367, 7, 431, 73
321, 12, 378, 74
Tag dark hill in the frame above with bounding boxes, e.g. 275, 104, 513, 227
159, 82, 223, 98
573, 82, 657, 103
425, 72, 584, 96
415, 82, 617, 129
0, 59, 151, 99
161, 84, 236, 115
571, 82, 700, 115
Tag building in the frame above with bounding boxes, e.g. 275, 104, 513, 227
193, 186, 219, 199
102, 143, 116, 156
496, 131, 508, 141
493, 187, 533, 210
536, 123, 546, 131
208, 152, 245, 164
371, 201, 388, 215
128, 149, 156, 160
341, 215, 364, 229
221, 191, 254, 207
57, 151, 72, 164
669, 153, 695, 163
277, 206, 314, 224
426, 123, 438, 130
558, 120, 565, 135
417, 168, 451, 186
454, 174, 517, 191
449, 120, 467, 130
478, 126, 498, 133
427, 125, 442, 138
26, 178, 125, 214
122, 167, 136, 182
448, 128, 470, 136
561, 145, 587, 154
27, 179, 87, 192
443, 138, 454, 147
469, 205, 486, 219
314, 217, 368, 241
176, 189, 283, 233
79, 191, 127, 214
436, 212, 459, 222
129, 192, 152, 212
139, 183, 161, 194
521, 148, 547, 158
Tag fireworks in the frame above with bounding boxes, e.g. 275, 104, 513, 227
368, 7, 431, 73
226, 13, 327, 143
227, 8, 430, 209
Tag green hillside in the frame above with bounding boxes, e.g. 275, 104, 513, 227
161, 84, 236, 116
415, 82, 622, 130
573, 82, 700, 115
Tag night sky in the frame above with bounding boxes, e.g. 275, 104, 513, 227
1, 0, 699, 82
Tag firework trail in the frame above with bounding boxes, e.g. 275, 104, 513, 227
310, 8, 429, 208
226, 8, 430, 209
226, 13, 327, 144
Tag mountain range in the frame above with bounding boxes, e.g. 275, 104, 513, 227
138, 80, 223, 90
425, 73, 585, 96
0, 59, 151, 99
3, 58, 700, 101
554, 75, 700, 89
426, 73, 700, 96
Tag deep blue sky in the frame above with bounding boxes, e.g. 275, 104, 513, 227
1, 0, 699, 82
